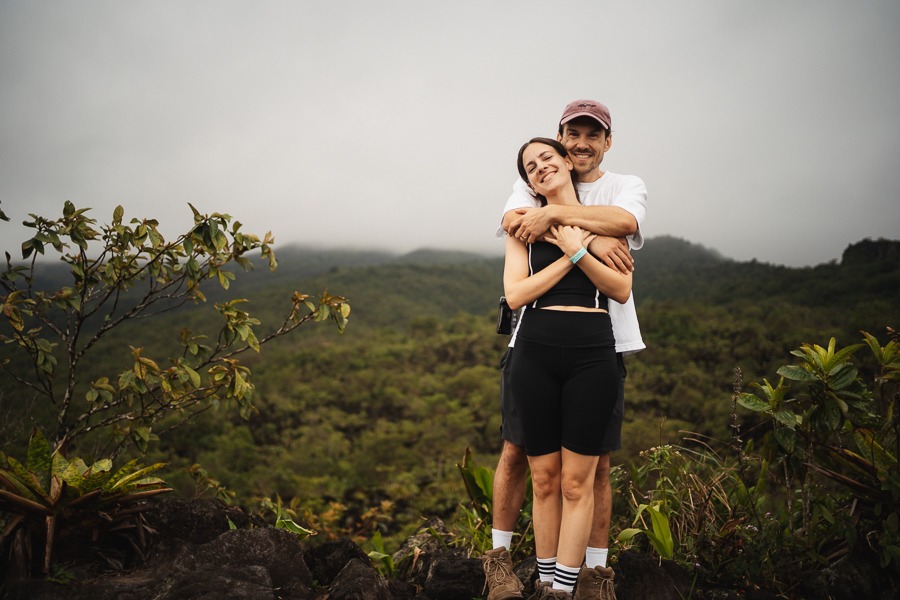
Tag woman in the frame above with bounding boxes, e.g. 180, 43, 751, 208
504, 138, 631, 599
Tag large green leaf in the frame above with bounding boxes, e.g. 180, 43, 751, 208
616, 527, 644, 544
828, 363, 859, 390
829, 342, 864, 367
0, 452, 48, 503
774, 427, 797, 453
809, 401, 842, 432
80, 459, 114, 493
647, 504, 675, 560
736, 393, 770, 412
106, 462, 167, 493
777, 365, 816, 382
0, 467, 41, 505
773, 410, 800, 429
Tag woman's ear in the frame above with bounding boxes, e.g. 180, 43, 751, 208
565, 156, 574, 171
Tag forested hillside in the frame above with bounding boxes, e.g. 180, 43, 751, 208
2, 235, 898, 562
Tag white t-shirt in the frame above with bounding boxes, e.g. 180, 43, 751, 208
498, 171, 648, 354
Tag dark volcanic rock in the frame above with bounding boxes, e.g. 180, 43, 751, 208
5, 496, 897, 600
6, 525, 315, 600
144, 497, 263, 545
615, 550, 695, 600
303, 537, 371, 587
327, 557, 391, 600
798, 546, 900, 600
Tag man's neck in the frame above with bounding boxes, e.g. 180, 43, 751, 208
575, 169, 605, 184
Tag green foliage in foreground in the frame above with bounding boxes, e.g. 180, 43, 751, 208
0, 429, 171, 577
452, 330, 898, 595
0, 200, 349, 580
617, 329, 899, 593
736, 331, 900, 571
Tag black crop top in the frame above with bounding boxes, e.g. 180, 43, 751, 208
528, 242, 609, 310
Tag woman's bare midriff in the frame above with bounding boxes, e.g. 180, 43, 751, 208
540, 306, 608, 314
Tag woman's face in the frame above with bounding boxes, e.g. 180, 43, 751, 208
521, 142, 574, 197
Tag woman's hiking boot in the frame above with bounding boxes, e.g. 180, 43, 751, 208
533, 585, 573, 599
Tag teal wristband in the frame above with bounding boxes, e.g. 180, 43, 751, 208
570, 247, 587, 264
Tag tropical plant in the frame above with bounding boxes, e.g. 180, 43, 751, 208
736, 329, 900, 570
258, 495, 318, 537
0, 429, 171, 578
367, 529, 395, 577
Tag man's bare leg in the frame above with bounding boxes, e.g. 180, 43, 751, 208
492, 440, 529, 548
586, 453, 611, 567
482, 440, 529, 600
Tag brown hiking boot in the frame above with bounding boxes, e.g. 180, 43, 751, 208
573, 565, 616, 600
526, 581, 551, 600
481, 547, 525, 600
534, 586, 572, 599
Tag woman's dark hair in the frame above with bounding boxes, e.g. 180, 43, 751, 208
516, 137, 573, 207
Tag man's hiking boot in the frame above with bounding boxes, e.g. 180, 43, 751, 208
573, 565, 616, 600
481, 547, 524, 600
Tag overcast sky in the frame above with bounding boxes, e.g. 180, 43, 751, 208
2, 1, 898, 267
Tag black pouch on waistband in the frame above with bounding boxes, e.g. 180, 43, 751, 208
496, 296, 514, 335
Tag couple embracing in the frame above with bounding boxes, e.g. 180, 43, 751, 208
483, 99, 647, 600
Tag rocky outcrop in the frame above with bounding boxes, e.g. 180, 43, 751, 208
2, 497, 895, 599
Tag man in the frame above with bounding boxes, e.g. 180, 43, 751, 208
482, 99, 647, 600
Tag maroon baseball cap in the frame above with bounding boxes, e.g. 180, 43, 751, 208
559, 99, 612, 130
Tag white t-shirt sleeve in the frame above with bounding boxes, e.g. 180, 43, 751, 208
495, 178, 540, 238
612, 175, 647, 250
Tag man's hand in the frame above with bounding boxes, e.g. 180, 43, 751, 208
507, 206, 555, 244
588, 236, 634, 274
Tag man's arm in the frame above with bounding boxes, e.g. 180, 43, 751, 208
504, 204, 637, 273
507, 204, 637, 243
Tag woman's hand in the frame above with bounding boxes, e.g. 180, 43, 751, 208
547, 225, 588, 259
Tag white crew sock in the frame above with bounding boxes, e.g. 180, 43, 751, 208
491, 528, 514, 551
585, 546, 608, 568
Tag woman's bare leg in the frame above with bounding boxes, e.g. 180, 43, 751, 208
557, 448, 600, 569
528, 452, 562, 560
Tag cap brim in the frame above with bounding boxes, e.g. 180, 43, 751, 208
559, 112, 610, 129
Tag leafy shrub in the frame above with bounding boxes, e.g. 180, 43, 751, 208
0, 429, 170, 578
735, 329, 900, 577
0, 201, 349, 459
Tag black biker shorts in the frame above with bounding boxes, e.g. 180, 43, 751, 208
508, 309, 619, 457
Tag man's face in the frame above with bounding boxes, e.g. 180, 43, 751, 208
557, 117, 612, 183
